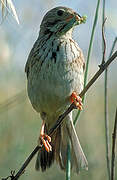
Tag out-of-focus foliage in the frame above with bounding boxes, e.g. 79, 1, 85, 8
0, 0, 19, 24
0, 0, 117, 180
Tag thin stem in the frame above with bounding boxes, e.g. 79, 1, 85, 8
102, 18, 107, 65
102, 0, 111, 179
104, 67, 111, 180
111, 109, 117, 180
104, 37, 117, 180
74, 0, 101, 124
66, 142, 71, 180
102, 0, 106, 65
84, 0, 101, 87
108, 38, 117, 58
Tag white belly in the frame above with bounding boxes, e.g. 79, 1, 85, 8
27, 38, 84, 116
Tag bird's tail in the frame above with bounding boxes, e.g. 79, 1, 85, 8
35, 114, 88, 173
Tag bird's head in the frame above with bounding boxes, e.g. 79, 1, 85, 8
39, 6, 86, 37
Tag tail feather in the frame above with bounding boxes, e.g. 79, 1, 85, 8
66, 118, 88, 173
35, 113, 88, 173
35, 147, 54, 171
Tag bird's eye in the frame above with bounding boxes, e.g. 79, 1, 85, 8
57, 9, 64, 16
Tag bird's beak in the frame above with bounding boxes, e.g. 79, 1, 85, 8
75, 13, 87, 25
65, 13, 86, 26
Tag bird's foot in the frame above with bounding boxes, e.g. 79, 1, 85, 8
39, 121, 52, 152
70, 91, 83, 110
40, 134, 52, 152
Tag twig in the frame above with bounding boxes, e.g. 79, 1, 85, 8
99, 17, 107, 68
101, 6, 111, 178
102, 0, 106, 65
108, 37, 117, 58
74, 0, 101, 125
0, 0, 19, 24
104, 65, 111, 180
10, 146, 40, 180
101, 18, 107, 65
104, 37, 117, 180
84, 0, 101, 86
111, 109, 117, 180
1, 51, 117, 180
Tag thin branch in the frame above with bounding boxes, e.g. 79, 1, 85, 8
102, 0, 106, 65
101, 18, 107, 65
104, 66, 111, 180
111, 109, 117, 180
99, 17, 107, 68
108, 37, 117, 58
0, 0, 19, 24
1, 171, 15, 180
101, 5, 111, 178
1, 51, 117, 180
104, 37, 117, 180
74, 0, 101, 125
84, 0, 101, 86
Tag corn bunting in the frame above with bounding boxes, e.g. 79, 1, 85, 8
25, 6, 88, 173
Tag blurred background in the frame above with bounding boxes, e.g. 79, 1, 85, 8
0, 0, 117, 179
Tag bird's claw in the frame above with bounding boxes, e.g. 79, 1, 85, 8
70, 91, 83, 110
40, 134, 52, 152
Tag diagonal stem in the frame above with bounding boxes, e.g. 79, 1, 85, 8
111, 109, 117, 180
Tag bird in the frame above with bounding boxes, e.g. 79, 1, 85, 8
25, 6, 88, 173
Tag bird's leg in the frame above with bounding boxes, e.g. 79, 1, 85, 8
70, 91, 83, 110
39, 120, 52, 152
